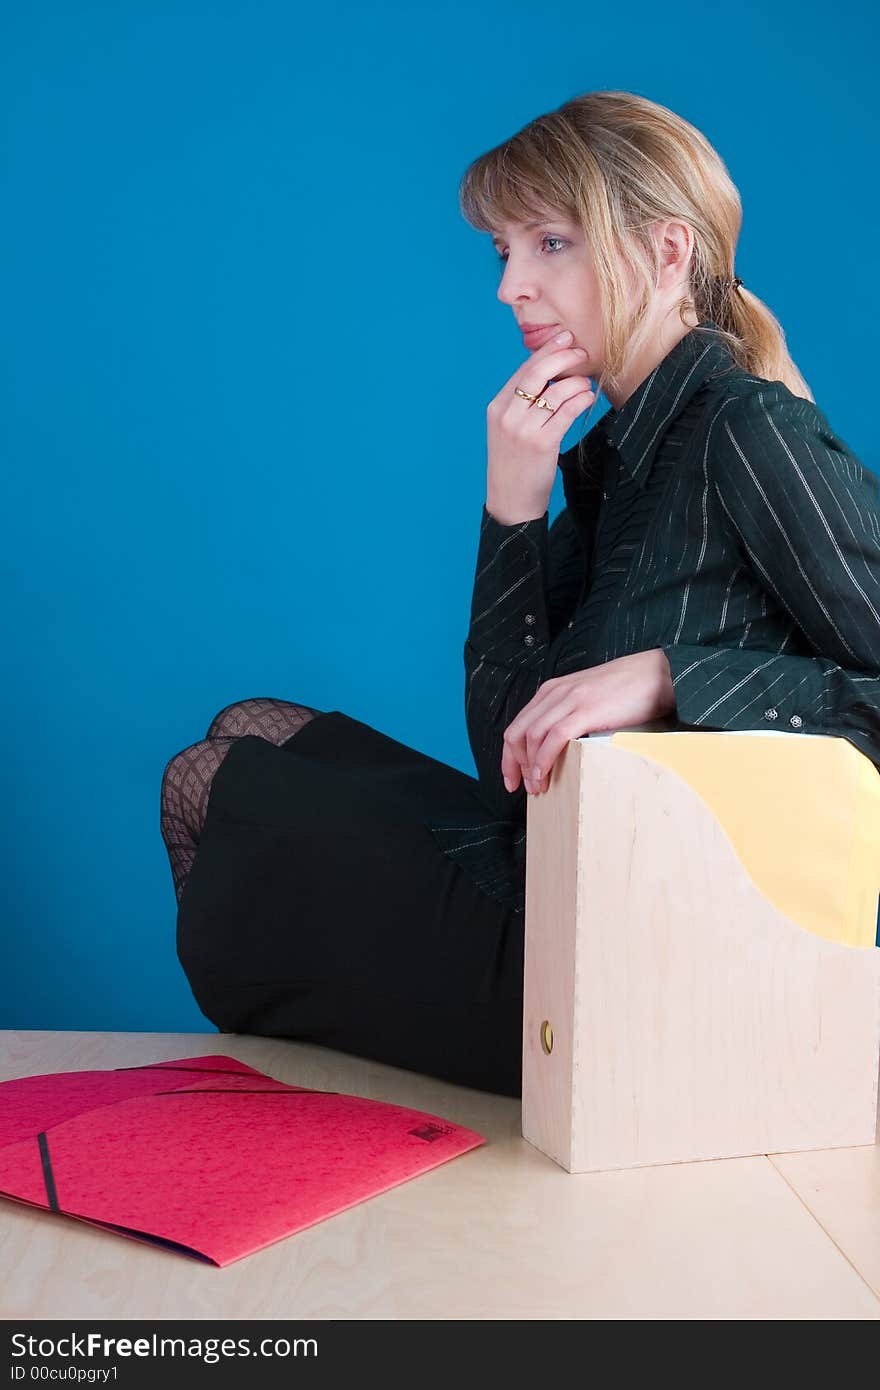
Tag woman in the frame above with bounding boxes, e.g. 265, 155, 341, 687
161, 90, 880, 1098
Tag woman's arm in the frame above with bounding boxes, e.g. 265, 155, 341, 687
661, 383, 880, 770
463, 499, 588, 817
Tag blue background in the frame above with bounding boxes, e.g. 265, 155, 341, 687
3, 1, 878, 1029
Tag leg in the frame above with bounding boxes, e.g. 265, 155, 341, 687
160, 737, 239, 903
205, 697, 322, 743
174, 708, 526, 1095
162, 698, 323, 902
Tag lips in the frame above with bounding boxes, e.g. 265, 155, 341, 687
521, 324, 560, 350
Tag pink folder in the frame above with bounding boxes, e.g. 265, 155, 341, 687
0, 1054, 486, 1266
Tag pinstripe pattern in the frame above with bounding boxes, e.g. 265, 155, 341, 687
425, 319, 880, 917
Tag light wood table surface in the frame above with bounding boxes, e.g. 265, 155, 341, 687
1, 1030, 878, 1320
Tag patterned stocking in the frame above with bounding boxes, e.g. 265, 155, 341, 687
160, 698, 321, 902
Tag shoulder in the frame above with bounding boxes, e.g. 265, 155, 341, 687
703, 373, 867, 495
706, 373, 841, 450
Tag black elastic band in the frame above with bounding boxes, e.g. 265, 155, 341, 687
37, 1132, 59, 1212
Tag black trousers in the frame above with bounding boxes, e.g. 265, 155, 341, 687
175, 710, 525, 1096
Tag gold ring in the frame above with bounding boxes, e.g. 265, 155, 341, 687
514, 386, 537, 402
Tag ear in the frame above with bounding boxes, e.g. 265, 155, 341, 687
653, 218, 694, 289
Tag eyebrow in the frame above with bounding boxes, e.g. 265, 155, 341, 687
489, 220, 572, 246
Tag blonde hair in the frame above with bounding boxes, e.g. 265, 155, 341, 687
459, 89, 814, 433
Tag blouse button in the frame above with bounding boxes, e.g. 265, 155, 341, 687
789, 714, 803, 729
763, 707, 778, 720
523, 634, 535, 647
524, 613, 536, 625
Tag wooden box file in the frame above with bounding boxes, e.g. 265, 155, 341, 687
521, 726, 880, 1172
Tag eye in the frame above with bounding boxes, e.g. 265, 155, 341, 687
496, 234, 567, 268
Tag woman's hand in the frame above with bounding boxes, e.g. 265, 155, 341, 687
501, 650, 677, 795
486, 329, 596, 524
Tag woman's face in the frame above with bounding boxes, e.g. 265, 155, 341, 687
492, 215, 616, 382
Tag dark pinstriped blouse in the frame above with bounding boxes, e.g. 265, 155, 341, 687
425, 319, 880, 918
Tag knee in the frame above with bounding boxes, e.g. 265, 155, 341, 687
161, 739, 210, 794
162, 745, 187, 787
205, 698, 267, 740
205, 696, 319, 741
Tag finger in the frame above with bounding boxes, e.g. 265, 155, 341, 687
490, 338, 587, 416
505, 377, 595, 444
519, 692, 583, 788
505, 697, 565, 795
502, 726, 529, 791
520, 346, 593, 400
501, 761, 522, 794
500, 741, 522, 792
503, 679, 566, 791
530, 711, 589, 794
534, 382, 596, 432
502, 682, 556, 761
503, 727, 544, 794
501, 712, 543, 789
517, 690, 573, 765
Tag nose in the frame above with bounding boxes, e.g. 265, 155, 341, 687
496, 259, 539, 308
494, 257, 536, 311
494, 266, 522, 305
